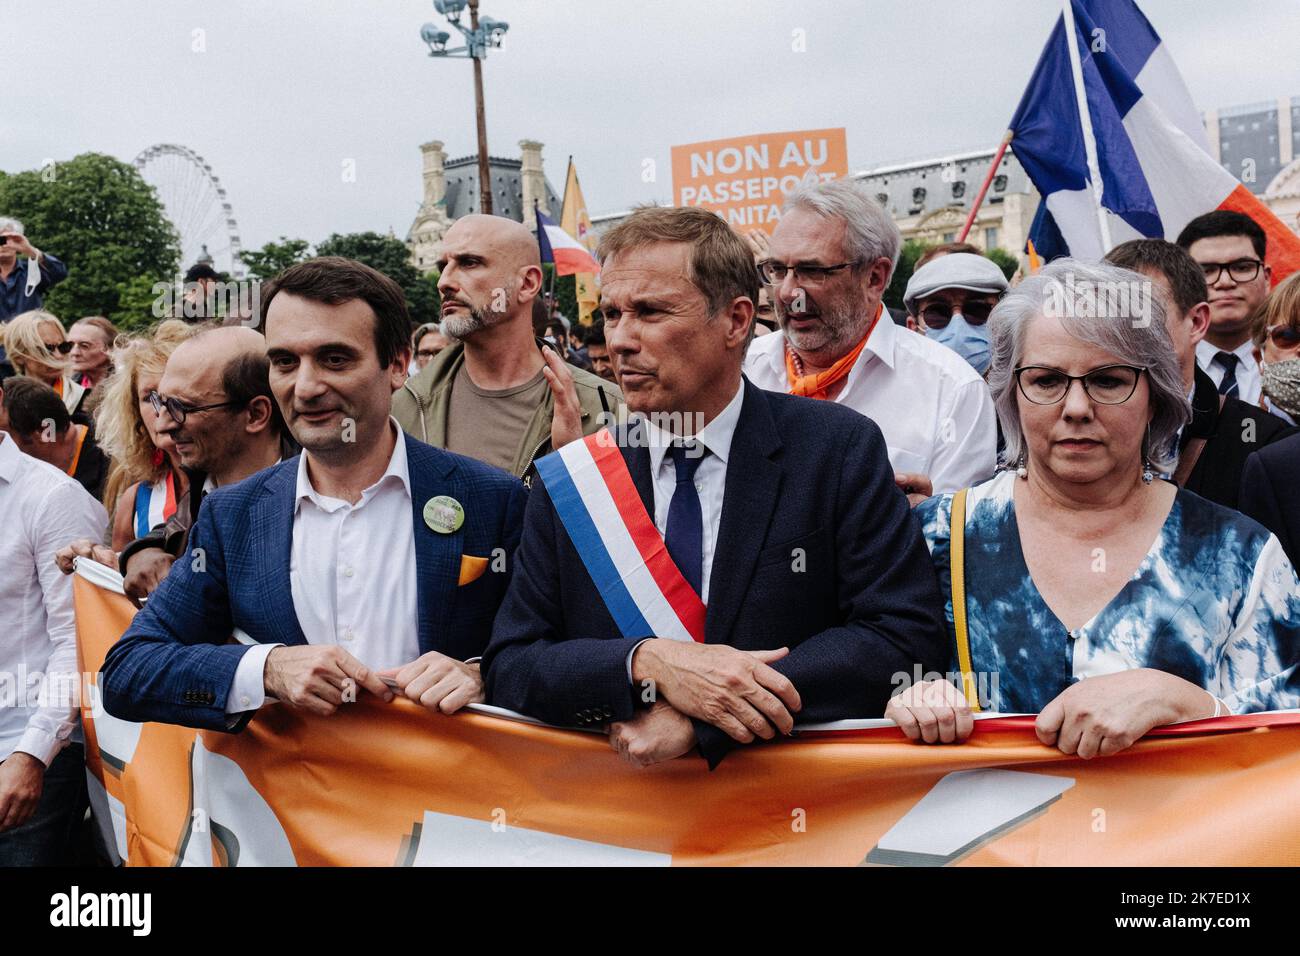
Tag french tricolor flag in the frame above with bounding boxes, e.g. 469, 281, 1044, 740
1011, 0, 1300, 283
536, 206, 601, 277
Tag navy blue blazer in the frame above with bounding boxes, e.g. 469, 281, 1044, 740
1240, 430, 1300, 569
482, 379, 948, 767
102, 432, 527, 731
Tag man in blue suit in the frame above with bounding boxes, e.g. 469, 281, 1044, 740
483, 207, 947, 769
103, 257, 527, 730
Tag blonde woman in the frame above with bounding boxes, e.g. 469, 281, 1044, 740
94, 320, 194, 550
2, 309, 86, 419
1250, 271, 1300, 425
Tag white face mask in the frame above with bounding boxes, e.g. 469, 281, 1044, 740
24, 257, 39, 296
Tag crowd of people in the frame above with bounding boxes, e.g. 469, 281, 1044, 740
2, 183, 1300, 864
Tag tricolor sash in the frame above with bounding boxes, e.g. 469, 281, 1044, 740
536, 430, 706, 643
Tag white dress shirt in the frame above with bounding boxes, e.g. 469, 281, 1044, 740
227, 422, 419, 713
624, 384, 744, 681
642, 381, 744, 605
743, 309, 997, 493
1196, 338, 1261, 406
0, 433, 109, 765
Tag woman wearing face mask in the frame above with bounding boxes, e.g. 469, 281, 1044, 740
1250, 272, 1300, 425
904, 253, 1010, 376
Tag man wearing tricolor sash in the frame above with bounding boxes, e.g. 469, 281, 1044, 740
484, 207, 947, 769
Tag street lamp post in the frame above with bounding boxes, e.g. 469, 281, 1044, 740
421, 0, 510, 216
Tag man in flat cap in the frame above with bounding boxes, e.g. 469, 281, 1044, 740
903, 252, 1009, 377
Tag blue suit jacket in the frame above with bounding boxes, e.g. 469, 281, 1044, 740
102, 432, 527, 730
482, 379, 947, 767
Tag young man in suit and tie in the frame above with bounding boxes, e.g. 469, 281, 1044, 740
483, 207, 947, 769
103, 257, 527, 729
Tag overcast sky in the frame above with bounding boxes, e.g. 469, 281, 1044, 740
6, 0, 1300, 262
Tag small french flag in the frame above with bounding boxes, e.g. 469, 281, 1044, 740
536, 206, 601, 277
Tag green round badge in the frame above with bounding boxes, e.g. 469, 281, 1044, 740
423, 495, 465, 534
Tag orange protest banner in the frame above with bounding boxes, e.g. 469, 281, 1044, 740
670, 128, 849, 234
74, 574, 1300, 866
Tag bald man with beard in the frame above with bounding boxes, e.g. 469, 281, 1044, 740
393, 215, 622, 480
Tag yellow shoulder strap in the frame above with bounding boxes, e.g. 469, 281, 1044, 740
949, 488, 981, 712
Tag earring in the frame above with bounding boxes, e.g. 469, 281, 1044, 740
1016, 453, 1028, 479
1141, 423, 1155, 484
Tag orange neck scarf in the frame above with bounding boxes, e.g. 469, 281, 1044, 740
66, 424, 88, 477
784, 305, 882, 400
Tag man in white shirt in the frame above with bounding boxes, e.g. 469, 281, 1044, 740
743, 180, 997, 498
1177, 210, 1273, 405
0, 415, 108, 864
102, 257, 527, 730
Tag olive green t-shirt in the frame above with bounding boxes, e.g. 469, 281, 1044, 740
445, 363, 548, 473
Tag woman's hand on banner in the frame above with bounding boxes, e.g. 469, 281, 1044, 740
885, 678, 973, 743
1036, 669, 1215, 759
378, 652, 484, 715
608, 701, 696, 768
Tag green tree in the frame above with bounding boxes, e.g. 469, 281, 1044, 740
315, 231, 437, 325
0, 152, 179, 323
110, 275, 170, 333
986, 247, 1020, 280
883, 239, 929, 312
540, 267, 578, 325
240, 237, 312, 280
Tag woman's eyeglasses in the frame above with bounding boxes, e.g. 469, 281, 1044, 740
1014, 364, 1147, 405
44, 341, 73, 355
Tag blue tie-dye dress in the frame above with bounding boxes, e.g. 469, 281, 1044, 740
915, 470, 1300, 713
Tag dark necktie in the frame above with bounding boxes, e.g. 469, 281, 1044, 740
1213, 351, 1240, 398
665, 442, 707, 598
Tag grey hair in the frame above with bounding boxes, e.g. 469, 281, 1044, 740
987, 258, 1190, 474
782, 180, 902, 282
0, 217, 23, 235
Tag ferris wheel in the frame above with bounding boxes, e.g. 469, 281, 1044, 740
134, 143, 245, 278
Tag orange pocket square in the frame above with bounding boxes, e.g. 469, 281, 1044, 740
458, 555, 489, 586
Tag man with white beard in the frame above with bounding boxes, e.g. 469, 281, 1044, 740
743, 182, 997, 502
393, 215, 621, 480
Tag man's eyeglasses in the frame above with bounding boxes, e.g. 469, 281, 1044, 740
919, 299, 996, 329
1199, 259, 1263, 284
757, 259, 858, 285
1265, 325, 1300, 350
1014, 365, 1147, 406
147, 390, 243, 425
416, 349, 441, 360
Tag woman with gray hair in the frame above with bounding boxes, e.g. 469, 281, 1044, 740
887, 259, 1300, 757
